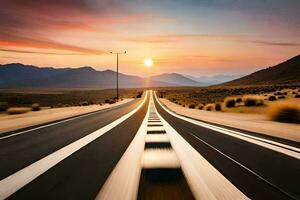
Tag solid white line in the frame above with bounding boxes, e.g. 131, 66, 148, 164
153, 95, 249, 200
96, 92, 150, 200
0, 99, 134, 140
154, 92, 300, 159
0, 92, 148, 200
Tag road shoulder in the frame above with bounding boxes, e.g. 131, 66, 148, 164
160, 98, 300, 143
0, 99, 133, 134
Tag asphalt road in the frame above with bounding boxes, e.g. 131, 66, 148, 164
0, 95, 149, 200
1, 91, 299, 200
153, 95, 300, 200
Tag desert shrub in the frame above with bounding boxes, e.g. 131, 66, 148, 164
80, 101, 89, 106
274, 91, 283, 96
0, 102, 8, 111
236, 97, 242, 103
182, 104, 185, 107
57, 103, 63, 107
197, 104, 204, 110
136, 92, 142, 98
109, 99, 116, 104
215, 103, 222, 111
188, 103, 196, 109
224, 97, 236, 108
243, 96, 264, 106
268, 102, 300, 124
283, 92, 287, 95
7, 107, 31, 115
205, 104, 214, 111
31, 103, 41, 111
292, 91, 296, 94
105, 99, 110, 103
278, 96, 285, 99
99, 103, 103, 106
295, 94, 300, 98
268, 95, 277, 101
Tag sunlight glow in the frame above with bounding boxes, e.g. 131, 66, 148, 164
144, 58, 153, 67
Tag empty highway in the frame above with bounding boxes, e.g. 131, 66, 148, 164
0, 91, 299, 200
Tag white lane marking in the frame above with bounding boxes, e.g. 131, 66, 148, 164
154, 92, 300, 159
154, 100, 249, 200
187, 131, 297, 199
145, 134, 170, 143
0, 92, 148, 200
95, 93, 150, 200
0, 99, 135, 140
142, 149, 180, 169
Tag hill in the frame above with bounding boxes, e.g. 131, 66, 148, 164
0, 63, 199, 88
223, 55, 300, 86
150, 73, 203, 86
185, 74, 244, 86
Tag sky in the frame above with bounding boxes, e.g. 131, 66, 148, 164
0, 0, 299, 76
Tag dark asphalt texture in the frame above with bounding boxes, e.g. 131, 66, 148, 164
154, 96, 300, 200
6, 95, 149, 200
0, 95, 148, 199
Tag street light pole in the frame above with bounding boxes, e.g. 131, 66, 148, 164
110, 51, 126, 100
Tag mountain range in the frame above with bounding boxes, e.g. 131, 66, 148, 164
0, 63, 202, 88
0, 54, 299, 88
223, 54, 300, 86
184, 74, 244, 86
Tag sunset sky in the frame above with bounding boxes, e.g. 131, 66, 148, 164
0, 0, 299, 76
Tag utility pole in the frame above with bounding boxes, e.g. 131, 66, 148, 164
110, 51, 126, 100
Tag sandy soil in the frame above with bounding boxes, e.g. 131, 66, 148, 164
0, 99, 133, 134
160, 98, 300, 142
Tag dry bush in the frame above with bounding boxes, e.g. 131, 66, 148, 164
215, 103, 222, 111
7, 107, 31, 115
268, 101, 300, 124
274, 91, 283, 96
236, 97, 242, 103
295, 94, 300, 98
136, 92, 142, 98
109, 99, 116, 104
205, 104, 214, 111
243, 96, 264, 107
105, 99, 110, 103
197, 104, 204, 110
57, 103, 63, 107
31, 103, 41, 111
0, 102, 8, 111
268, 95, 277, 101
80, 101, 89, 106
188, 103, 196, 109
278, 96, 285, 99
224, 97, 236, 108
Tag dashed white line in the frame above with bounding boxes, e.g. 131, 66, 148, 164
0, 92, 148, 200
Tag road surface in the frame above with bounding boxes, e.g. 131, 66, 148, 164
0, 91, 299, 200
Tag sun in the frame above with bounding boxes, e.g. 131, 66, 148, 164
144, 58, 153, 67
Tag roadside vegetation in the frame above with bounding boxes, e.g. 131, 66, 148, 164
0, 88, 142, 115
268, 101, 300, 124
158, 85, 300, 123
